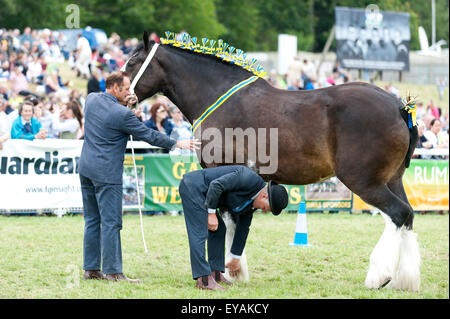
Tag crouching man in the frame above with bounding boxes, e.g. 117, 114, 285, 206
179, 165, 288, 290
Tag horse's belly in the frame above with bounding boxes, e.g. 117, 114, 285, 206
259, 158, 335, 185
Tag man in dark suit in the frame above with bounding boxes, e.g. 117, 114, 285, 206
79, 71, 199, 283
179, 165, 289, 290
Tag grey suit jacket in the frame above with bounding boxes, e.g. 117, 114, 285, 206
78, 92, 176, 184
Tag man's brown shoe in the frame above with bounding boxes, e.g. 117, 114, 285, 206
212, 270, 233, 286
196, 274, 226, 291
104, 273, 141, 283
83, 270, 105, 280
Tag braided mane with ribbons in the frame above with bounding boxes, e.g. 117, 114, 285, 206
160, 31, 267, 78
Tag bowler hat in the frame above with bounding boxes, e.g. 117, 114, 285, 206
267, 181, 288, 216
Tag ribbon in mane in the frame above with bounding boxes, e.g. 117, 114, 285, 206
402, 94, 417, 129
160, 31, 267, 78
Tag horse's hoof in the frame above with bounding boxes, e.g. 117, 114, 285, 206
365, 270, 392, 289
380, 278, 392, 288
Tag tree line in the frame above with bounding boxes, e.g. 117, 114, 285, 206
1, 0, 448, 52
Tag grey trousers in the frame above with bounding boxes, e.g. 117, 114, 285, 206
179, 178, 226, 280
80, 174, 123, 274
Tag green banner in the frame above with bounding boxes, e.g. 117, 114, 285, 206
122, 154, 353, 212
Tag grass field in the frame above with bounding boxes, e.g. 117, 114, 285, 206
0, 212, 447, 299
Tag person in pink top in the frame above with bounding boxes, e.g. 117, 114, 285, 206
426, 100, 440, 119
9, 63, 29, 94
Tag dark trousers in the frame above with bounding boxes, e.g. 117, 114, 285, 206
80, 174, 123, 274
179, 178, 226, 280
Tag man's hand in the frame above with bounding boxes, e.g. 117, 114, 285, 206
35, 129, 47, 140
124, 94, 138, 107
208, 213, 218, 231
225, 258, 241, 277
176, 139, 201, 152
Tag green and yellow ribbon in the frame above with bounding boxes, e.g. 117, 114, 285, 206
191, 75, 259, 133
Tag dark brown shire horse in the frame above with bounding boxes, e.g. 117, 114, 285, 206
123, 32, 421, 291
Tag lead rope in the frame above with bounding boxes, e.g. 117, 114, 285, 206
123, 43, 160, 253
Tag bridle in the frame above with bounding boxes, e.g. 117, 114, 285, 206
121, 43, 160, 95
119, 42, 159, 254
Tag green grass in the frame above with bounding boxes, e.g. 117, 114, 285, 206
0, 212, 447, 299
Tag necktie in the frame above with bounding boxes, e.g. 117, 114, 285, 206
24, 122, 32, 134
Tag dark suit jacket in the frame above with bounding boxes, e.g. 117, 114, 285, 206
78, 92, 177, 184
183, 165, 266, 256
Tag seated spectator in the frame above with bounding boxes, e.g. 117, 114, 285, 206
87, 67, 102, 94
69, 89, 85, 109
10, 101, 47, 140
384, 83, 400, 98
304, 76, 317, 90
9, 62, 30, 95
26, 54, 43, 84
426, 100, 440, 119
45, 66, 69, 95
416, 120, 432, 153
169, 105, 193, 156
132, 103, 144, 122
438, 128, 449, 148
415, 102, 425, 121
0, 84, 10, 101
0, 60, 10, 81
424, 118, 449, 149
51, 99, 83, 139
144, 102, 173, 153
0, 96, 10, 149
39, 101, 58, 138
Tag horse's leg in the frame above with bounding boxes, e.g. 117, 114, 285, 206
344, 182, 413, 289
222, 210, 249, 282
386, 176, 421, 292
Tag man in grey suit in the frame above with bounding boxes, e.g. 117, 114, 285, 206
79, 71, 199, 282
179, 165, 289, 290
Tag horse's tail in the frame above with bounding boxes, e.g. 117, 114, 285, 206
399, 95, 419, 168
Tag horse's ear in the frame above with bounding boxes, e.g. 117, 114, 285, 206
143, 30, 149, 51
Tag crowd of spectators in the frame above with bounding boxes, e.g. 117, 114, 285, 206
0, 27, 194, 154
278, 54, 449, 158
271, 58, 351, 90
0, 26, 448, 158
413, 99, 449, 159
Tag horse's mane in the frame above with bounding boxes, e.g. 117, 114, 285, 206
158, 31, 267, 78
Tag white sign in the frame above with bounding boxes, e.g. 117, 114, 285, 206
0, 139, 83, 210
277, 34, 297, 75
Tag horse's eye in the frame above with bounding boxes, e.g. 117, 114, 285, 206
127, 53, 140, 66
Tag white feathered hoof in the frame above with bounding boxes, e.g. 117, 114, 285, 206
223, 210, 250, 283
224, 250, 249, 283
386, 229, 421, 292
365, 266, 392, 289
365, 213, 401, 289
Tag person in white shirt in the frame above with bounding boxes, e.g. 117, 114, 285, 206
169, 105, 194, 156
424, 118, 448, 149
52, 100, 83, 139
0, 96, 10, 149
26, 54, 43, 83
76, 34, 92, 79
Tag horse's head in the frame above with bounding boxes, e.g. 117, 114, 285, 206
122, 31, 164, 102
